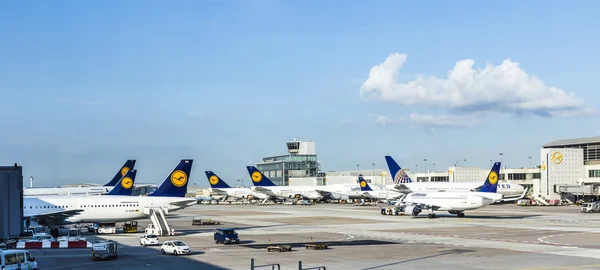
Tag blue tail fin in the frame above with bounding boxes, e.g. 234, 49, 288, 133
107, 169, 137, 196
479, 162, 501, 193
205, 171, 232, 188
148, 159, 193, 197
358, 176, 373, 191
246, 166, 277, 186
104, 160, 136, 187
384, 156, 413, 184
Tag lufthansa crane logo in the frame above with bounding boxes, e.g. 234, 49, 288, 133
360, 181, 367, 188
251, 171, 262, 183
552, 152, 563, 164
171, 170, 188, 187
488, 171, 498, 185
209, 175, 219, 185
121, 177, 133, 189
121, 167, 130, 176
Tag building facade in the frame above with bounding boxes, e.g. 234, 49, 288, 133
256, 140, 322, 186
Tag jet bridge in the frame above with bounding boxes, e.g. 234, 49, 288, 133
144, 207, 171, 236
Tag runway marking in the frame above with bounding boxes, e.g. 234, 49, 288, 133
520, 264, 600, 270
537, 233, 585, 246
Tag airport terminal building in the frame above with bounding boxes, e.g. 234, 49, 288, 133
257, 136, 600, 202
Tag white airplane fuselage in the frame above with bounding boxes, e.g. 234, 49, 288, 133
387, 182, 526, 200
402, 191, 503, 211
251, 186, 323, 200
23, 186, 113, 197
209, 187, 268, 200
24, 196, 195, 225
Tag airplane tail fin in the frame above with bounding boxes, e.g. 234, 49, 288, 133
385, 156, 413, 184
479, 162, 501, 193
358, 176, 373, 191
205, 171, 232, 188
149, 159, 194, 197
104, 160, 136, 187
107, 169, 137, 196
246, 166, 277, 186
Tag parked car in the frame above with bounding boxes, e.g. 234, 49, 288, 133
139, 234, 160, 246
160, 240, 191, 255
214, 228, 239, 244
26, 233, 55, 242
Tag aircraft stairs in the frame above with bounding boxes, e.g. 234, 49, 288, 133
144, 207, 171, 236
534, 196, 550, 206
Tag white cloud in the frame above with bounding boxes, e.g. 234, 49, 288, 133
360, 53, 594, 118
368, 114, 405, 127
408, 113, 480, 128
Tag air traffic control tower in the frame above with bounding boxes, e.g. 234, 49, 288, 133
256, 140, 320, 186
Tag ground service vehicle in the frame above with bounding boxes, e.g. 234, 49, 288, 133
160, 240, 191, 255
214, 228, 239, 244
0, 250, 38, 270
140, 234, 160, 246
123, 221, 138, 233
92, 241, 118, 261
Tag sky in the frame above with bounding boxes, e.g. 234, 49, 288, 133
1, 0, 599, 188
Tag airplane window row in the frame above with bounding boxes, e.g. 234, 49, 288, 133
81, 204, 139, 208
24, 205, 71, 209
24, 204, 140, 209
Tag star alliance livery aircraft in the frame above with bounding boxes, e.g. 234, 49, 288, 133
384, 155, 527, 202
246, 166, 324, 200
24, 159, 197, 227
395, 162, 503, 218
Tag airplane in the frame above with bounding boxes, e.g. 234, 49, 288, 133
246, 166, 324, 201
205, 171, 269, 200
23, 159, 197, 227
358, 177, 404, 201
384, 156, 528, 202
395, 161, 503, 218
23, 160, 140, 197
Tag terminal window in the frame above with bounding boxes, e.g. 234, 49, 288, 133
589, 170, 600, 178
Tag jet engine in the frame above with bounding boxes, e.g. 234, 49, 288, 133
328, 192, 349, 200
404, 205, 422, 216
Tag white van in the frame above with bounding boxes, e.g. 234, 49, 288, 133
1, 250, 38, 270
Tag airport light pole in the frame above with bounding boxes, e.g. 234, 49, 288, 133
424, 158, 428, 181
499, 152, 503, 163
357, 164, 360, 176
432, 163, 435, 172
371, 163, 375, 181
529, 156, 532, 168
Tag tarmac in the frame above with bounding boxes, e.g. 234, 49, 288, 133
30, 203, 600, 270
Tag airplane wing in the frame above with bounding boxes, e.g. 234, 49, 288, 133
501, 187, 529, 202
315, 190, 332, 196
209, 188, 229, 195
400, 201, 443, 211
169, 199, 199, 206
26, 209, 84, 222
251, 186, 278, 196
393, 184, 412, 192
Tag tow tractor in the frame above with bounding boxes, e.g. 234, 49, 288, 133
266, 239, 292, 252
304, 237, 328, 250
192, 217, 221, 225
380, 205, 405, 215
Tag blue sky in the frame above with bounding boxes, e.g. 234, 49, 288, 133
1, 1, 599, 187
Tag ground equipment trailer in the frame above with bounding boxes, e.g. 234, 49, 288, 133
92, 241, 118, 261
192, 217, 221, 225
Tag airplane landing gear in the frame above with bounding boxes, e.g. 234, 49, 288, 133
456, 212, 465, 217
427, 213, 437, 218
